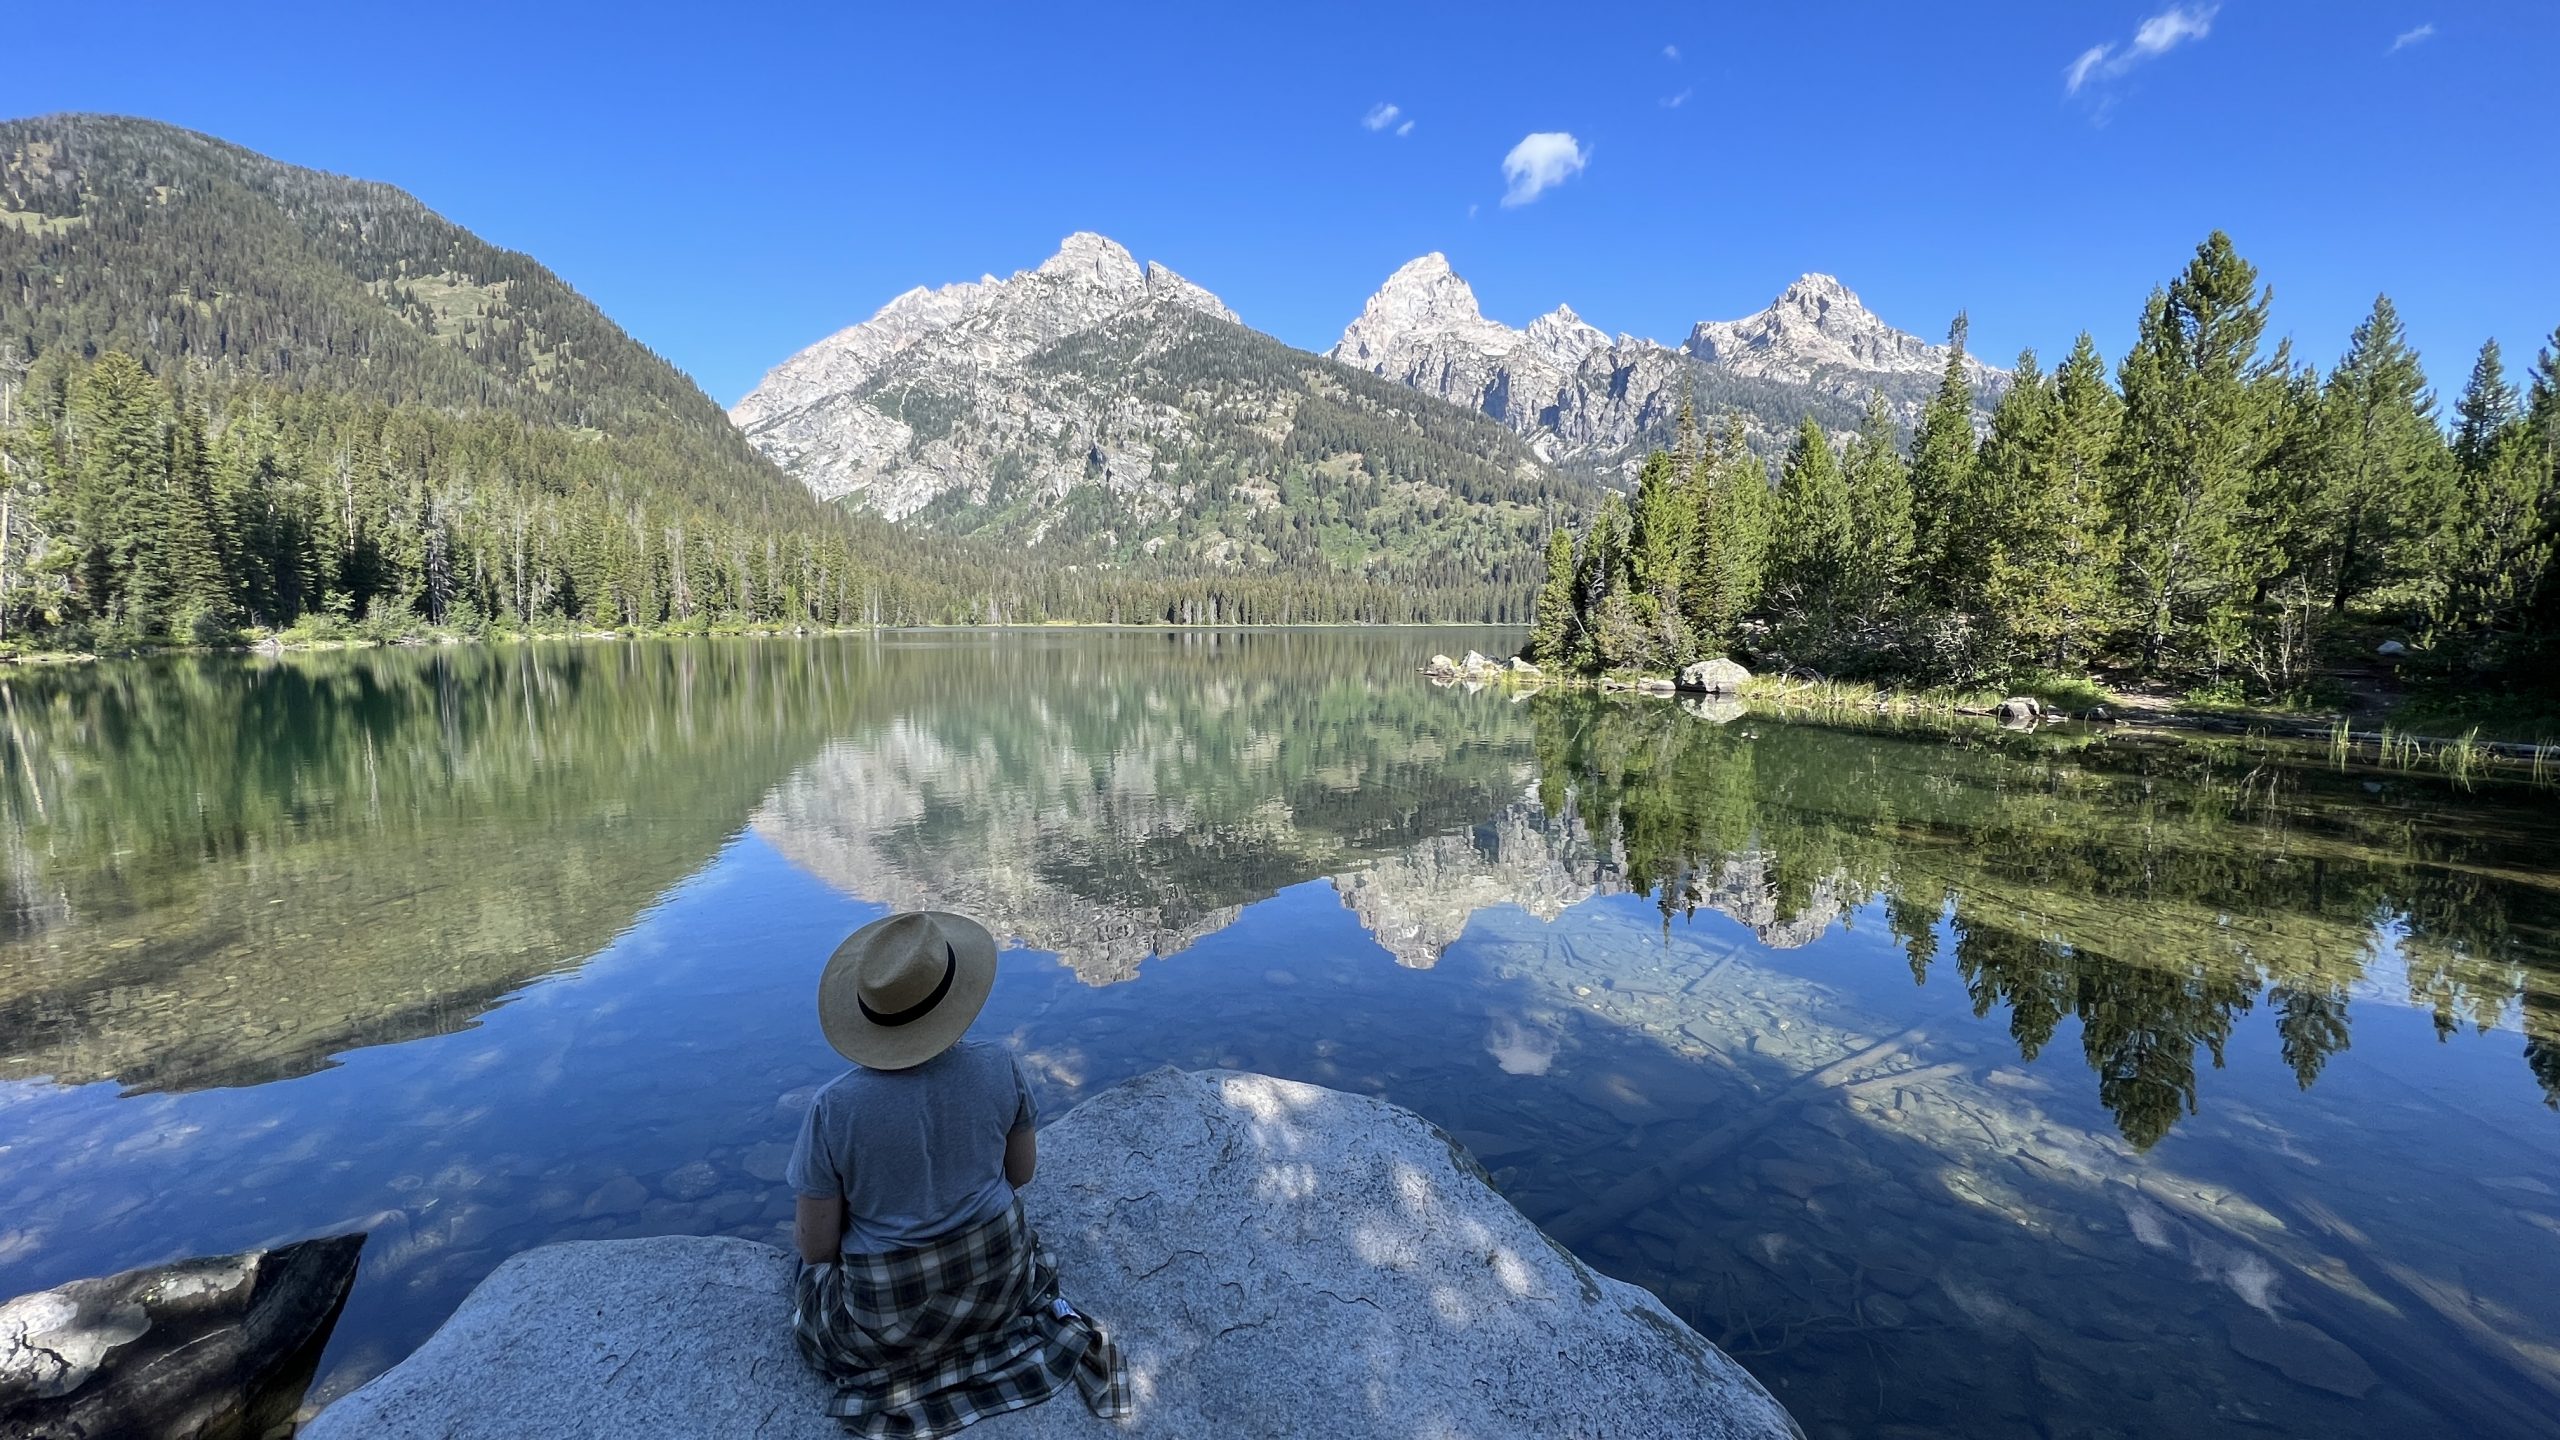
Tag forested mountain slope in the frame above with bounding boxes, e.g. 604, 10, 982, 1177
0, 117, 1546, 640
0, 112, 791, 520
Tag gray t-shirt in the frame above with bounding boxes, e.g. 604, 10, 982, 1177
786, 1039, 1037, 1256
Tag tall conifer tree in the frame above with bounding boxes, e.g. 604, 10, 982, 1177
2452, 339, 2518, 477
1528, 525, 1578, 665
2109, 234, 2279, 674
2317, 295, 2446, 611
1842, 392, 1915, 628
1906, 314, 1980, 604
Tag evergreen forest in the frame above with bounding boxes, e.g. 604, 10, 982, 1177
1526, 232, 2560, 704
0, 113, 1542, 648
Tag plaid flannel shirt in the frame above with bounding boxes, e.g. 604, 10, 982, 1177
792, 1197, 1130, 1439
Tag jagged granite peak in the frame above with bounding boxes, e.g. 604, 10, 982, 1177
728, 232, 1246, 512
1683, 272, 2003, 390
725, 235, 1571, 577
1330, 254, 2007, 476
1523, 304, 1609, 370
726, 277, 999, 433
1332, 251, 1520, 370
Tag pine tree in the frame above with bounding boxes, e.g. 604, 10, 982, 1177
2316, 295, 2447, 612
1576, 495, 1642, 669
1906, 314, 1979, 604
158, 398, 233, 631
2451, 339, 2518, 477
1767, 415, 1855, 655
1970, 350, 2055, 661
68, 352, 171, 633
1682, 416, 1770, 651
1527, 525, 1577, 665
2109, 234, 2280, 675
1841, 392, 1915, 628
1630, 448, 1695, 664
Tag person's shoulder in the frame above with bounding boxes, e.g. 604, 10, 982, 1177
947, 1039, 1023, 1081
808, 1067, 871, 1112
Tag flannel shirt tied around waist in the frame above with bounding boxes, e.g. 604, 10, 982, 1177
792, 1195, 1130, 1439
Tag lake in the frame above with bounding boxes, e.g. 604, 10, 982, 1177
3, 629, 2556, 1438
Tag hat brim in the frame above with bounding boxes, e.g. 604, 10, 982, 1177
817, 912, 1001, 1071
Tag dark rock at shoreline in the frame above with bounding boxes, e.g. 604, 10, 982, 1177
0, 1232, 364, 1440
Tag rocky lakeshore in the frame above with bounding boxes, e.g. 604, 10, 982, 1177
303, 1069, 1801, 1439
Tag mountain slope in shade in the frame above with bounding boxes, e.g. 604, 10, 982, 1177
1330, 253, 2007, 474
729, 234, 1591, 587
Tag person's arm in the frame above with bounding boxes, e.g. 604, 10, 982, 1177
795, 1195, 844, 1263
1004, 1124, 1038, 1189
785, 1092, 846, 1264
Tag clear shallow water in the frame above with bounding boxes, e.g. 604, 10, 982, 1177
3, 630, 2556, 1437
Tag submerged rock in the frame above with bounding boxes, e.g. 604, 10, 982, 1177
1, 1232, 364, 1440
1995, 696, 2042, 727
306, 1069, 1797, 1440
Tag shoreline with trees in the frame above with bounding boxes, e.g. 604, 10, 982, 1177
1521, 231, 2558, 742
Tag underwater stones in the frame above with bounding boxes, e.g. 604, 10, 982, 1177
308, 1069, 1800, 1440
656, 1162, 721, 1202
577, 1176, 647, 1218
740, 1142, 793, 1184
2223, 1310, 2380, 1399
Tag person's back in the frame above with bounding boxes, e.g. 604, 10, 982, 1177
782, 910, 1126, 1439
789, 1039, 1034, 1255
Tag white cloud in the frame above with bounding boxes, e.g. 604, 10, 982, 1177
2131, 5, 2216, 56
1396, 119, 1414, 137
2064, 44, 2115, 95
1662, 43, 1681, 61
2388, 22, 2434, 53
2065, 5, 2217, 97
1660, 87, 1694, 109
1361, 102, 1401, 132
1500, 132, 1588, 207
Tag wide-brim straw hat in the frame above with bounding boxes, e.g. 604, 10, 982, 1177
817, 911, 1000, 1070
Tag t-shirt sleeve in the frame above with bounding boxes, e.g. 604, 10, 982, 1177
785, 1092, 844, 1200
1009, 1054, 1038, 1131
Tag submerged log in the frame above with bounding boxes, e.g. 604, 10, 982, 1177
0, 1232, 365, 1440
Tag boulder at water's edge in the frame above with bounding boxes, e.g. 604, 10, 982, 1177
1677, 658, 1751, 695
305, 1068, 1800, 1440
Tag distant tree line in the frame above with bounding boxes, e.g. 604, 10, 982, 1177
0, 351, 1537, 646
1526, 232, 2560, 700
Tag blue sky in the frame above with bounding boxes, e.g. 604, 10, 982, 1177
12, 2, 2557, 405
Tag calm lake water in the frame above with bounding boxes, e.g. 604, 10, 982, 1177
4, 630, 2557, 1438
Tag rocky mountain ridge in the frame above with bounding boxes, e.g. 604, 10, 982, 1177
729, 232, 1240, 513
727, 234, 1580, 585
1329, 253, 2007, 473
731, 234, 2008, 542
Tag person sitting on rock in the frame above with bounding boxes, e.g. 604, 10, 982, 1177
787, 910, 1130, 1438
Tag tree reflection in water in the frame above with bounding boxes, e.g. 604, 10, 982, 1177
1523, 693, 2560, 1146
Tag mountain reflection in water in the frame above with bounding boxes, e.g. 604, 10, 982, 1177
0, 630, 2554, 1438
